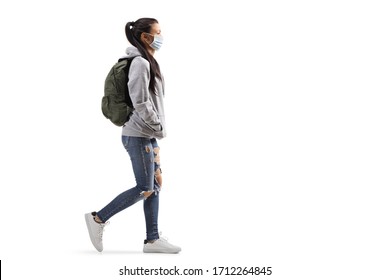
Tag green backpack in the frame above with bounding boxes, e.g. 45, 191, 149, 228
101, 57, 135, 126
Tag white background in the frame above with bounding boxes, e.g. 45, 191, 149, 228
0, 0, 389, 279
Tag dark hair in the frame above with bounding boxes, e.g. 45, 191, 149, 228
125, 18, 162, 95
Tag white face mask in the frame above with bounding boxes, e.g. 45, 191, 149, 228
148, 34, 163, 50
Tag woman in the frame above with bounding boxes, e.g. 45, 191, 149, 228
85, 18, 181, 254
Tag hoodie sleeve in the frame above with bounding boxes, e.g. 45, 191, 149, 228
128, 57, 161, 132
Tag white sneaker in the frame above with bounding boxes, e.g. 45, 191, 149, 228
143, 233, 181, 254
84, 212, 108, 252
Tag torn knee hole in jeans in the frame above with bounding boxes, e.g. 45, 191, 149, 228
153, 147, 160, 164
141, 190, 154, 199
155, 168, 162, 187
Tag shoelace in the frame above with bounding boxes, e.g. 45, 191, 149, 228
97, 221, 109, 238
158, 232, 169, 242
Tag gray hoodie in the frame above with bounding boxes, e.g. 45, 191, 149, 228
122, 45, 166, 139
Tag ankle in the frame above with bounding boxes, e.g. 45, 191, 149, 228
92, 212, 103, 223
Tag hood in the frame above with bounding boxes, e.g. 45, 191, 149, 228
124, 45, 142, 58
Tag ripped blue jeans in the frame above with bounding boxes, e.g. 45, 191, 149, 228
96, 136, 161, 241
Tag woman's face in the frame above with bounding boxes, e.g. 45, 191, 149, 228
141, 23, 162, 53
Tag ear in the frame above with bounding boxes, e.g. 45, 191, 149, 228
141, 32, 152, 44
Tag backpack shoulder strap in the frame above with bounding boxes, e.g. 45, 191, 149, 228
118, 56, 136, 63
118, 57, 137, 107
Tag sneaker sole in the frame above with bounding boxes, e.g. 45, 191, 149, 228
143, 247, 181, 254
